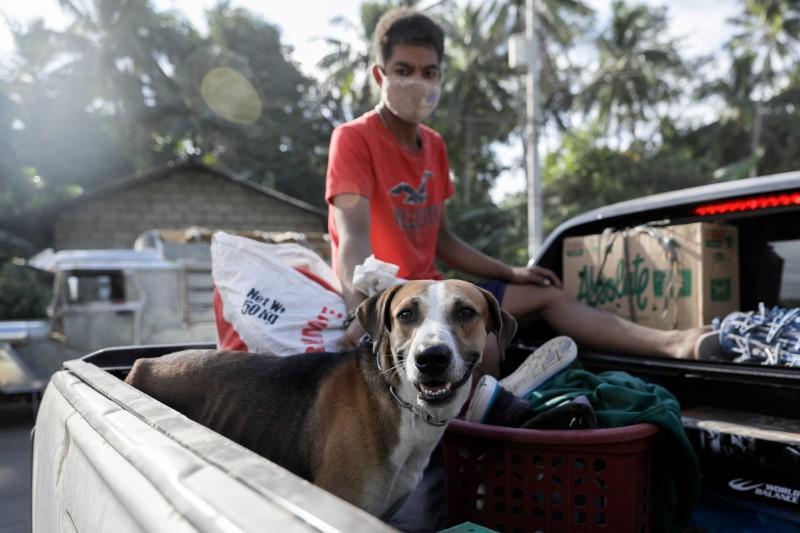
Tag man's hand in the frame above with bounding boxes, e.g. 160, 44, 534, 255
508, 265, 562, 288
339, 319, 366, 350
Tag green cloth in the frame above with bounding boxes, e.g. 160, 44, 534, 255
524, 369, 701, 533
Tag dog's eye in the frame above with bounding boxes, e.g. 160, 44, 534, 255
397, 309, 415, 322
458, 307, 477, 321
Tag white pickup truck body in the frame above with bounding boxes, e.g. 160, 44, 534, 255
31, 344, 394, 533
31, 172, 800, 530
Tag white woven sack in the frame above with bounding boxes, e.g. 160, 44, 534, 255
212, 231, 346, 355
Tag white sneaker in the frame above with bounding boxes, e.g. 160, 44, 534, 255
499, 336, 577, 397
464, 375, 499, 423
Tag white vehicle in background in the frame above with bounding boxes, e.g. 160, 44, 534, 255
0, 232, 216, 400
0, 228, 326, 400
29, 246, 215, 354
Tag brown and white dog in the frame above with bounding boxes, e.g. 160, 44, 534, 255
125, 280, 517, 517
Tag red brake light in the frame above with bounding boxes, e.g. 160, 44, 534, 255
693, 191, 800, 216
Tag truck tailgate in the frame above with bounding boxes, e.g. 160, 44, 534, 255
32, 357, 395, 532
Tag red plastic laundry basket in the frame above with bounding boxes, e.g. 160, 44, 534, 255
442, 419, 659, 533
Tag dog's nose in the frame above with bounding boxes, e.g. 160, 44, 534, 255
415, 345, 452, 376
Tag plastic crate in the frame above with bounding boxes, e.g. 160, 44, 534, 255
442, 419, 659, 533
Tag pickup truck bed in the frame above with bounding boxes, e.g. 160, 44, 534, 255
31, 171, 800, 530
31, 343, 395, 533
514, 171, 800, 525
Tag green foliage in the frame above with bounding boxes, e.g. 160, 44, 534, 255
0, 230, 36, 263
0, 263, 51, 319
316, 7, 373, 119
316, 0, 418, 122
431, 0, 520, 208
1, 0, 333, 211
703, 0, 800, 176
541, 120, 713, 233
2, 0, 800, 273
0, 231, 50, 319
580, 0, 688, 145
430, 0, 594, 263
728, 0, 800, 95
443, 195, 528, 273
519, 0, 597, 129
192, 3, 334, 205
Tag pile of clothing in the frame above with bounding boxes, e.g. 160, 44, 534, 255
522, 369, 701, 533
472, 337, 701, 533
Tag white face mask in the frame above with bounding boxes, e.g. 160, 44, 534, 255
379, 71, 441, 124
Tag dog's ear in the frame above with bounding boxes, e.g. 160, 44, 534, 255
356, 283, 405, 351
477, 287, 518, 356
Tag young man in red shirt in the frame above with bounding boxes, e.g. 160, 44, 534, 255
326, 8, 704, 370
325, 11, 706, 528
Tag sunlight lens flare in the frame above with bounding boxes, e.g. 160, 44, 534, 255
200, 67, 262, 124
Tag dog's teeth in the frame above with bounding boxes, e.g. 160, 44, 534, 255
419, 382, 455, 398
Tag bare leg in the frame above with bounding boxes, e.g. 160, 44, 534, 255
502, 284, 706, 359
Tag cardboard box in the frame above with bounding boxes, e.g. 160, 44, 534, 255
563, 222, 739, 329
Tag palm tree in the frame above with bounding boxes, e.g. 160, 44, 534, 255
316, 1, 418, 123
317, 0, 595, 125
726, 0, 800, 176
433, 0, 595, 259
433, 1, 520, 205
580, 0, 687, 146
693, 51, 762, 180
509, 0, 595, 130
3, 0, 335, 207
38, 0, 201, 164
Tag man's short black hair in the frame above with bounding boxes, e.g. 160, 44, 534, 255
372, 8, 445, 66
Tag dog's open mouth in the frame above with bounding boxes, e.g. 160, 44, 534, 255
416, 381, 455, 403
415, 366, 474, 404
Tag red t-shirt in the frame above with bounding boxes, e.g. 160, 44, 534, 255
325, 110, 454, 280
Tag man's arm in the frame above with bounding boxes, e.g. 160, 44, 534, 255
436, 219, 513, 280
436, 218, 561, 287
332, 193, 372, 346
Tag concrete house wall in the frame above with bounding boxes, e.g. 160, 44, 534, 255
51, 165, 326, 249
